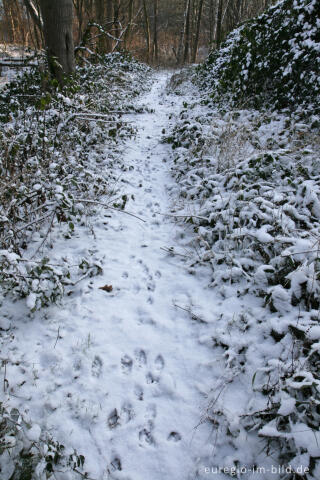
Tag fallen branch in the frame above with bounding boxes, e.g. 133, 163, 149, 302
73, 198, 146, 222
173, 302, 207, 323
160, 246, 191, 258
281, 249, 320, 258
156, 211, 209, 222
4, 213, 53, 243
31, 209, 56, 259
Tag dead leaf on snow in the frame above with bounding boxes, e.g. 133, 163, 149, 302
99, 285, 113, 292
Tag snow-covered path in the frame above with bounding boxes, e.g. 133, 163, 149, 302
3, 72, 218, 479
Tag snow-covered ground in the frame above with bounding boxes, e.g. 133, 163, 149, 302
0, 44, 34, 85
0, 72, 222, 479
2, 63, 319, 479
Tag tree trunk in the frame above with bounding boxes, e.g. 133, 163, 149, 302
236, 0, 242, 24
209, 0, 214, 45
176, 0, 188, 64
23, 0, 43, 31
73, 0, 84, 45
114, 0, 120, 41
124, 0, 134, 50
183, 0, 191, 63
216, 0, 223, 47
95, 0, 112, 53
39, 0, 75, 83
153, 0, 158, 63
14, 0, 26, 46
3, 0, 16, 43
191, 0, 203, 63
143, 0, 151, 62
95, 0, 106, 52
105, 0, 113, 52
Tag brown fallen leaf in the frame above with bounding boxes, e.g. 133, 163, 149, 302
99, 285, 113, 292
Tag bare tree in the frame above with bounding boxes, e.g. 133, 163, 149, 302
183, 0, 191, 63
143, 0, 151, 62
124, 0, 134, 50
153, 0, 159, 63
191, 0, 204, 62
176, 0, 189, 64
94, 0, 114, 52
23, 0, 42, 30
2, 0, 276, 65
215, 0, 223, 47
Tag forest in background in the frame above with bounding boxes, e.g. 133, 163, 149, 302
1, 0, 275, 65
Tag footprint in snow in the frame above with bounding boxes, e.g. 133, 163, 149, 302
135, 349, 147, 367
134, 384, 144, 401
121, 402, 135, 423
154, 354, 165, 371
122, 350, 165, 395
147, 281, 156, 292
137, 308, 155, 325
91, 355, 103, 378
137, 258, 149, 274
139, 420, 155, 446
146, 372, 159, 384
121, 354, 133, 374
168, 431, 182, 442
107, 404, 135, 431
108, 408, 120, 429
109, 456, 122, 472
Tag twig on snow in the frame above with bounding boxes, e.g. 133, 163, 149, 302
155, 211, 209, 222
73, 198, 146, 222
173, 302, 207, 323
160, 246, 191, 258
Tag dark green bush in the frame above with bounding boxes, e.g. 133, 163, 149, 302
198, 0, 320, 111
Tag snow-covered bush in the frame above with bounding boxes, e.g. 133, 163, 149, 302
0, 53, 151, 310
0, 402, 87, 480
0, 252, 103, 310
168, 106, 320, 312
198, 0, 320, 111
167, 77, 320, 475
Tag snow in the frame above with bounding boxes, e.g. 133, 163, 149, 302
25, 424, 41, 443
26, 292, 37, 310
0, 73, 217, 479
0, 318, 11, 331
1, 56, 320, 476
278, 396, 296, 416
165, 62, 320, 477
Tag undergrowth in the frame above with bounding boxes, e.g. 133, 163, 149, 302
0, 53, 150, 311
0, 401, 87, 480
197, 0, 320, 112
167, 74, 320, 477
0, 53, 151, 479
